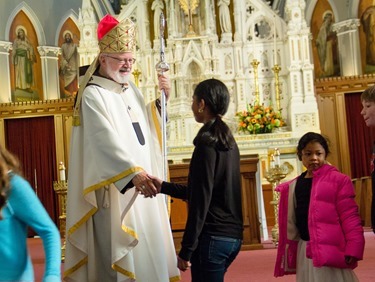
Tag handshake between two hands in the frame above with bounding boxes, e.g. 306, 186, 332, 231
133, 171, 192, 271
133, 172, 162, 198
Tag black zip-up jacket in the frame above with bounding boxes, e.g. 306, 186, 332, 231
161, 130, 243, 261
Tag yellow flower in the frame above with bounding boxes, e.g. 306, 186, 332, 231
236, 102, 286, 134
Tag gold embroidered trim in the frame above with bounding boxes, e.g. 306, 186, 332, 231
170, 275, 182, 282
67, 207, 97, 236
112, 264, 136, 279
122, 224, 138, 240
83, 166, 144, 195
63, 256, 88, 277
151, 100, 163, 151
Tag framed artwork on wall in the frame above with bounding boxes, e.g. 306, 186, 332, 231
359, 0, 375, 74
310, 0, 340, 79
9, 10, 43, 102
58, 18, 80, 99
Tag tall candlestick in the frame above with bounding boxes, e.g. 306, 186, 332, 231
273, 16, 277, 65
59, 161, 66, 181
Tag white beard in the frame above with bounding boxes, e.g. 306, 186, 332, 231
113, 72, 130, 84
102, 60, 131, 84
109, 68, 131, 84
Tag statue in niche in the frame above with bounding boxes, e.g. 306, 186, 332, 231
261, 53, 269, 69
12, 26, 36, 93
218, 0, 231, 33
315, 11, 339, 77
60, 30, 79, 98
225, 54, 232, 69
361, 6, 375, 72
151, 0, 164, 39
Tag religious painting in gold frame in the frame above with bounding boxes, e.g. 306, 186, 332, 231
58, 18, 80, 99
358, 0, 375, 74
8, 10, 43, 102
310, 0, 340, 79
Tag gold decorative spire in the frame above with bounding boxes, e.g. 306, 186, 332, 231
178, 0, 199, 37
251, 59, 260, 103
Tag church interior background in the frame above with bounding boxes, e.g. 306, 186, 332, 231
1, 0, 374, 242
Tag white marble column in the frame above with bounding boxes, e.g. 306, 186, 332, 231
78, 3, 99, 66
37, 46, 60, 100
332, 19, 361, 77
285, 0, 320, 135
0, 41, 13, 103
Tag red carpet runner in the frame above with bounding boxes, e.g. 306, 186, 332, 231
30, 229, 374, 281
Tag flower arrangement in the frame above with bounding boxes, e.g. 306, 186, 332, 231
236, 103, 286, 134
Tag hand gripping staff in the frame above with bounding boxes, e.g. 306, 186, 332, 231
155, 12, 170, 182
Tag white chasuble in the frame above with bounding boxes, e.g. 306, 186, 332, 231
64, 76, 180, 282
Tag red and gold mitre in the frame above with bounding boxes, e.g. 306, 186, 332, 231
73, 15, 137, 126
97, 14, 136, 53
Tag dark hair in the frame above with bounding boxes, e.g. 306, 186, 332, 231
296, 132, 330, 161
361, 84, 375, 102
0, 145, 21, 219
193, 78, 235, 150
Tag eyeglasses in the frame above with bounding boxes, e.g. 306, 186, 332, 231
105, 55, 136, 65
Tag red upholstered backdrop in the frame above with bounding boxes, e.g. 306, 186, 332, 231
345, 92, 375, 178
5, 116, 59, 235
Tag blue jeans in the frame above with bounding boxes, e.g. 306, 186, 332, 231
190, 234, 242, 282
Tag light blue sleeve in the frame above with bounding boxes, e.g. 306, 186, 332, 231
9, 175, 61, 281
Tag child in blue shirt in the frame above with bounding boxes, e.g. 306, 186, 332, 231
0, 144, 61, 281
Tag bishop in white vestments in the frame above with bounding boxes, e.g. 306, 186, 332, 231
64, 15, 180, 282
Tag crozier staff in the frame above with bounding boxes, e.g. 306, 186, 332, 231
156, 11, 169, 182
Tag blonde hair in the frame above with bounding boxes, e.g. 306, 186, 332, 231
0, 145, 21, 219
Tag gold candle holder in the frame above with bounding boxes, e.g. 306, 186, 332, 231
264, 148, 289, 245
53, 180, 67, 262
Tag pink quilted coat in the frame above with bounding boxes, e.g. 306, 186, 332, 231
274, 164, 365, 277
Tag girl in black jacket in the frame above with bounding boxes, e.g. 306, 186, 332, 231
147, 78, 243, 282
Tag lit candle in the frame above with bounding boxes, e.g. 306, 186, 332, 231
273, 16, 277, 65
274, 148, 280, 166
59, 161, 66, 181
270, 154, 275, 169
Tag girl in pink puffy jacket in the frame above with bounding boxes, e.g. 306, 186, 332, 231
274, 132, 365, 282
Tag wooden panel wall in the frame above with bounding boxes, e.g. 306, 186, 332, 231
315, 74, 375, 176
315, 75, 375, 227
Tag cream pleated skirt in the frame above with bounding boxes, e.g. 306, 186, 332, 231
296, 240, 359, 282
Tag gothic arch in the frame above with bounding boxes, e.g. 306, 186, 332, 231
55, 10, 79, 46
305, 0, 340, 24
181, 41, 205, 75
182, 56, 205, 77
350, 0, 360, 18
5, 2, 46, 45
